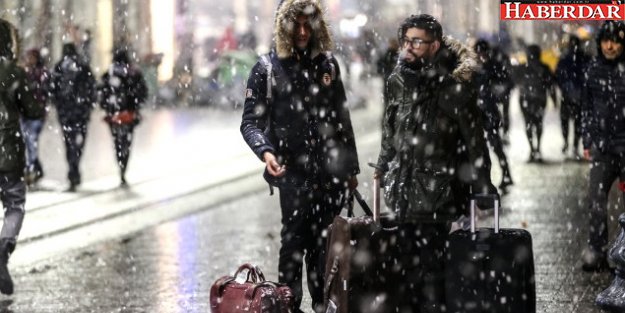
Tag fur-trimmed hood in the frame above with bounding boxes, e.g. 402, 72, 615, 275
436, 36, 478, 82
0, 19, 18, 60
273, 0, 333, 59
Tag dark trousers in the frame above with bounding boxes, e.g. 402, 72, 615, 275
560, 97, 581, 151
0, 174, 25, 242
497, 93, 511, 136
520, 95, 546, 154
392, 222, 450, 313
588, 150, 625, 250
109, 124, 135, 178
21, 118, 44, 176
278, 186, 348, 313
485, 127, 512, 183
61, 120, 88, 185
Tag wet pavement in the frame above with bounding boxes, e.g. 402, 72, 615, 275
1, 83, 622, 312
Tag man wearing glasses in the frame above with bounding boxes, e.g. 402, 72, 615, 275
374, 14, 496, 312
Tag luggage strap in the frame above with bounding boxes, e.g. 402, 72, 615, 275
260, 55, 274, 100
347, 189, 373, 217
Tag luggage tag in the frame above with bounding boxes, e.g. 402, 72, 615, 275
325, 300, 337, 313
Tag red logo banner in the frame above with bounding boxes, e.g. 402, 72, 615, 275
501, 1, 625, 20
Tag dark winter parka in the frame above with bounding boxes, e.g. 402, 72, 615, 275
240, 0, 359, 189
50, 44, 96, 124
556, 46, 589, 104
473, 47, 514, 131
99, 52, 148, 122
0, 20, 43, 174
581, 25, 625, 153
377, 37, 495, 222
24, 50, 50, 117
513, 56, 555, 103
474, 57, 505, 131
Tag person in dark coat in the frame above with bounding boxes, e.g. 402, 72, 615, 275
50, 43, 97, 191
21, 48, 50, 186
514, 44, 557, 162
556, 35, 589, 159
374, 14, 497, 312
580, 20, 625, 272
240, 0, 360, 311
0, 19, 44, 295
490, 46, 514, 141
376, 38, 400, 82
99, 49, 148, 186
473, 39, 514, 191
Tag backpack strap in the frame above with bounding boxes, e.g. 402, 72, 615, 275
260, 55, 275, 197
259, 54, 273, 100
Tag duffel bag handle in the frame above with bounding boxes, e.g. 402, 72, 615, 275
346, 189, 374, 218
234, 263, 266, 283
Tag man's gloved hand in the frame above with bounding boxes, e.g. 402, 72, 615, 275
347, 176, 359, 191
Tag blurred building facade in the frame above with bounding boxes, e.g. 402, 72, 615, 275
0, 0, 569, 86
0, 0, 168, 78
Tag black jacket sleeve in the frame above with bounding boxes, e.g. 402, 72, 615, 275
376, 71, 400, 172
240, 61, 275, 161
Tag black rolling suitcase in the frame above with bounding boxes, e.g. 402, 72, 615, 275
445, 194, 536, 313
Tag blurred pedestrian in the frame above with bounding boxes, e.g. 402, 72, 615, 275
374, 14, 497, 312
21, 48, 50, 186
0, 19, 44, 294
556, 35, 589, 159
217, 26, 237, 55
376, 38, 400, 82
580, 20, 625, 272
99, 49, 148, 187
50, 43, 97, 191
514, 44, 557, 162
489, 45, 514, 143
473, 39, 514, 191
240, 0, 360, 311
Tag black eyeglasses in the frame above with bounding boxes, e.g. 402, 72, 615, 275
402, 37, 434, 49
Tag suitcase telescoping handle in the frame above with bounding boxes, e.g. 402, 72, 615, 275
367, 162, 383, 222
373, 177, 381, 222
470, 194, 500, 234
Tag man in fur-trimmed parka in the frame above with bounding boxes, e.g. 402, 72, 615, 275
240, 0, 359, 311
374, 14, 497, 312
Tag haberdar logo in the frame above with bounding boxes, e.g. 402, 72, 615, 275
501, 0, 625, 20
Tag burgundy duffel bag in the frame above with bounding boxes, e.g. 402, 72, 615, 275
210, 263, 295, 313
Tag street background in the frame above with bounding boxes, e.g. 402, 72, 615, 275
0, 78, 617, 312
0, 0, 619, 312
